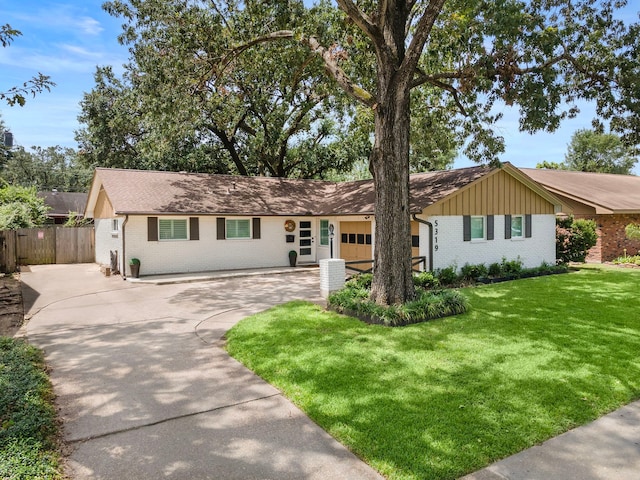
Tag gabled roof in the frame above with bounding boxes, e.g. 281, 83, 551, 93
522, 168, 640, 214
85, 164, 557, 218
38, 191, 88, 218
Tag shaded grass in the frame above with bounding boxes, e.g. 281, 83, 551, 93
226, 267, 640, 480
0, 337, 62, 480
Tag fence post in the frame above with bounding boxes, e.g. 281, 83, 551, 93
0, 230, 17, 274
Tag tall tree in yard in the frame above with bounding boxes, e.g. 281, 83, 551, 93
276, 0, 640, 304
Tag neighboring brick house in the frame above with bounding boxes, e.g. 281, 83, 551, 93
523, 169, 640, 262
84, 163, 565, 277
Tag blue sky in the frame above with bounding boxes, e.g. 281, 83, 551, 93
0, 0, 637, 173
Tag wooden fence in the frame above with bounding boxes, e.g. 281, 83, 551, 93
0, 226, 94, 273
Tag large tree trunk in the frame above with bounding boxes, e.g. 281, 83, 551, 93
369, 73, 415, 305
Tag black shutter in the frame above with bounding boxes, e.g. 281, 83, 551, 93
486, 215, 494, 240
216, 217, 226, 240
463, 215, 471, 242
252, 218, 261, 239
148, 217, 158, 241
504, 215, 512, 239
189, 217, 199, 241
525, 214, 532, 238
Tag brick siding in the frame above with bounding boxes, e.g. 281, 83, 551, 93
576, 214, 640, 262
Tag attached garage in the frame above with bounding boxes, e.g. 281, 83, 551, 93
339, 221, 372, 263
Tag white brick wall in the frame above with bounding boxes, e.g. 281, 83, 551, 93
123, 215, 317, 275
425, 214, 556, 272
320, 259, 346, 298
94, 217, 123, 268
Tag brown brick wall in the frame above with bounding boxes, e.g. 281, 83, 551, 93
576, 214, 640, 262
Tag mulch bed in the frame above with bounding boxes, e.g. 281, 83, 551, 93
0, 275, 24, 337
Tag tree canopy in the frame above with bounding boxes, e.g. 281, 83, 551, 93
0, 182, 48, 230
536, 129, 638, 174
77, 0, 458, 177
564, 129, 637, 174
1, 145, 93, 192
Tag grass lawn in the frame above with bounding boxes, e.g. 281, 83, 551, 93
226, 266, 640, 480
0, 337, 62, 480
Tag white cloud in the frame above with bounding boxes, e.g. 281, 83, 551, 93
77, 16, 104, 36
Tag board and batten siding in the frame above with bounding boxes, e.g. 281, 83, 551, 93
93, 188, 116, 219
423, 169, 555, 216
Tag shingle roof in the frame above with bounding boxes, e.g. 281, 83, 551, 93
38, 191, 88, 217
87, 165, 496, 217
522, 168, 640, 214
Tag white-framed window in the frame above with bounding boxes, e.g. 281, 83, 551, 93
111, 218, 119, 236
159, 219, 188, 241
511, 215, 524, 239
226, 219, 251, 239
319, 219, 329, 246
471, 216, 485, 240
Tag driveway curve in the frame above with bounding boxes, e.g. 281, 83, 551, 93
21, 264, 383, 480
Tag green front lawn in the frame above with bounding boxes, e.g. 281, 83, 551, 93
226, 266, 640, 480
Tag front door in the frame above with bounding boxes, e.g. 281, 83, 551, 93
298, 220, 315, 262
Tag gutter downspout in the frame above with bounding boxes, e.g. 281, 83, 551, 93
121, 214, 129, 280
412, 213, 434, 272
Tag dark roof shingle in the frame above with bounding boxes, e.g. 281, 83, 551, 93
38, 191, 88, 217
90, 165, 494, 216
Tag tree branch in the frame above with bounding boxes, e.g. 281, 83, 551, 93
336, 0, 381, 46
399, 0, 447, 89
218, 30, 378, 110
306, 36, 378, 108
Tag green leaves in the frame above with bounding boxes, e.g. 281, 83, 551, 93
564, 128, 637, 174
0, 24, 55, 107
1, 146, 93, 192
0, 183, 49, 230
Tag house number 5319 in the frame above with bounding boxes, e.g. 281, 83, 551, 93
433, 220, 438, 251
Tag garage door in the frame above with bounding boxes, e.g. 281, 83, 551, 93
340, 221, 372, 262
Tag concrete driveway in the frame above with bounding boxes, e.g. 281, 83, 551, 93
21, 264, 383, 480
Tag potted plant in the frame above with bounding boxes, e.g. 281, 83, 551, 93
129, 258, 141, 278
288, 250, 297, 267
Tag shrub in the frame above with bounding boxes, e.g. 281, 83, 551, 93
460, 263, 488, 281
488, 262, 502, 277
625, 223, 640, 241
413, 271, 439, 289
500, 257, 523, 277
613, 254, 640, 265
435, 266, 459, 285
345, 273, 373, 290
328, 281, 468, 327
556, 216, 598, 263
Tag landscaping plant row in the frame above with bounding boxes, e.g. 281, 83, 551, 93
329, 259, 568, 327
